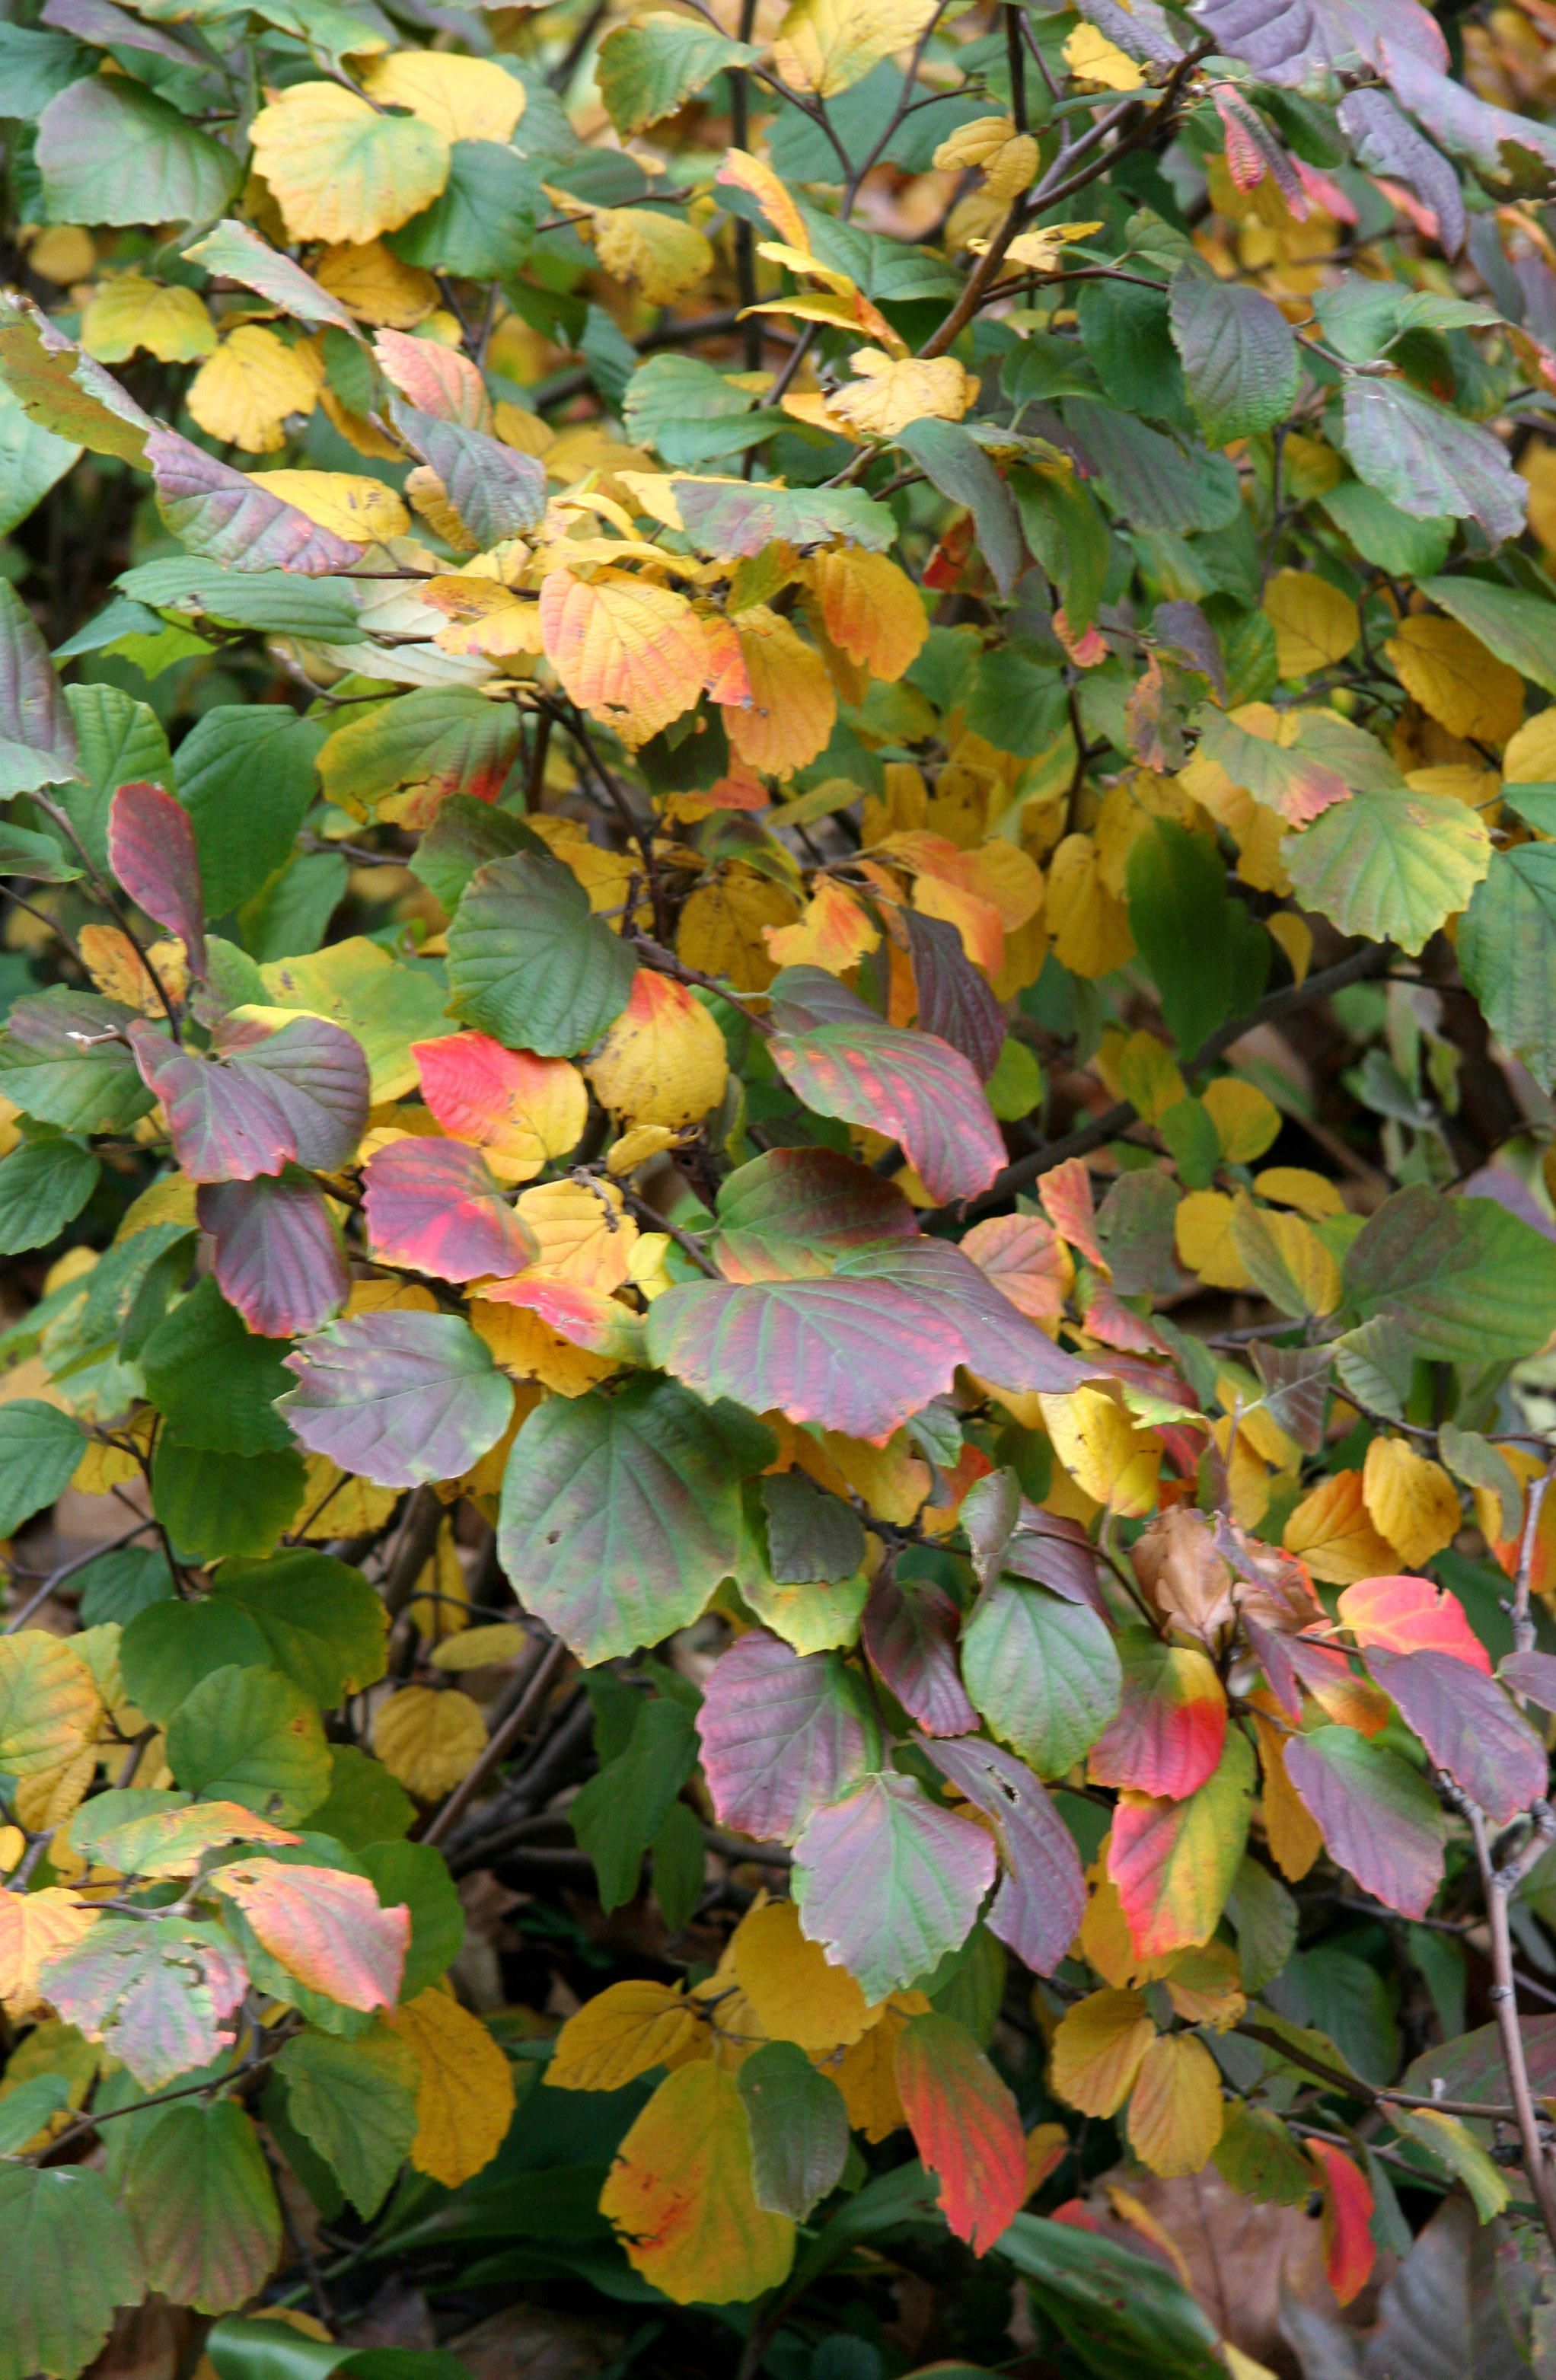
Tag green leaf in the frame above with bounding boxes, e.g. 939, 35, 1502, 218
1211, 2102, 1314, 2206
1419, 573, 1556, 697
277, 1311, 513, 1491
212, 1550, 388, 1706
1126, 819, 1269, 1054
598, 14, 758, 135
1010, 464, 1109, 637
122, 2101, 282, 2315
737, 2040, 850, 2219
652, 1798, 706, 1933
1459, 846, 1556, 1092
407, 795, 546, 914
0, 2074, 71, 2158
0, 1399, 84, 1537
120, 1600, 272, 1726
164, 1663, 331, 1822
1064, 398, 1242, 535
961, 1582, 1121, 1777
387, 139, 539, 280
0, 2165, 145, 2380
118, 558, 361, 641
1078, 278, 1186, 425
275, 2027, 419, 2219
0, 989, 153, 1134
78, 1546, 177, 1627
1224, 1855, 1298, 1992
792, 1769, 996, 2002
1342, 379, 1526, 544
1342, 1184, 1556, 1364
570, 1696, 699, 1910
35, 77, 240, 227
174, 708, 327, 917
1385, 2103, 1508, 2219
447, 852, 637, 1058
0, 25, 88, 122
962, 648, 1069, 759
0, 382, 79, 538
356, 1839, 464, 1998
498, 1377, 756, 1663
621, 354, 786, 468
59, 682, 172, 873
0, 1134, 98, 1254
0, 821, 81, 882
306, 1746, 415, 1850
1318, 480, 1453, 578
1168, 271, 1300, 444
1281, 782, 1491, 955
893, 419, 1022, 598
151, 1438, 307, 1562
139, 1278, 294, 1456
1000, 2213, 1226, 2380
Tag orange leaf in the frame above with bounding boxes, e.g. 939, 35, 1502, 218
715, 148, 811, 257
894, 2010, 1028, 2254
1038, 1157, 1108, 1269
539, 567, 707, 747
0, 1887, 97, 2016
722, 608, 836, 778
1250, 1708, 1322, 1882
802, 548, 928, 683
960, 1213, 1074, 1326
210, 1861, 409, 2011
1308, 2138, 1375, 2305
1334, 1575, 1491, 1673
764, 879, 881, 974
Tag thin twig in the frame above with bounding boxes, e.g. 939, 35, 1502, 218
5, 1515, 158, 1633
1468, 1802, 1556, 2254
422, 1635, 568, 1846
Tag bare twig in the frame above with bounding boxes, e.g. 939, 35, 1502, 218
422, 1635, 568, 1847
1468, 1803, 1556, 2253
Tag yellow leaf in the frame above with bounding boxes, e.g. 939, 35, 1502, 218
1262, 570, 1360, 677
1050, 1988, 1156, 2116
1001, 220, 1105, 273
362, 51, 526, 142
513, 1177, 639, 1293
725, 607, 837, 780
1283, 1469, 1398, 1585
550, 1978, 705, 2091
187, 325, 321, 455
741, 1568, 869, 1652
1062, 22, 1144, 85
1231, 1195, 1341, 1318
1046, 833, 1135, 977
763, 879, 880, 975
14, 1744, 97, 1833
297, 1453, 400, 1539
470, 1297, 621, 1397
26, 227, 95, 285
245, 470, 409, 544
1251, 1710, 1322, 1881
801, 548, 927, 684
827, 350, 977, 440
933, 114, 1018, 171
0, 1634, 100, 1778
1175, 1190, 1253, 1291
1162, 1940, 1246, 2031
1253, 1166, 1344, 1220
797, 1428, 929, 1526
1126, 2031, 1224, 2177
592, 210, 713, 307
429, 1624, 530, 1671
78, 926, 189, 1016
1039, 1386, 1160, 1517
1267, 911, 1312, 985
732, 1898, 875, 2052
773, 0, 938, 94
250, 82, 451, 245
1386, 614, 1523, 745
679, 867, 799, 992
1078, 1855, 1175, 1988
540, 567, 708, 748
1116, 1030, 1187, 1123
371, 1686, 486, 1799
601, 2063, 795, 2303
1505, 705, 1556, 786
388, 1987, 516, 2188
314, 240, 438, 327
404, 1517, 469, 1641
80, 274, 214, 365
0, 1888, 97, 2017
1200, 1077, 1281, 1164
585, 971, 729, 1129
1362, 1435, 1462, 1568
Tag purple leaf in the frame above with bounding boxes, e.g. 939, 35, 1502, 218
129, 1022, 296, 1183
713, 1147, 918, 1283
1002, 1506, 1106, 1609
364, 1137, 536, 1284
143, 428, 365, 574
843, 1239, 1093, 1400
1500, 1651, 1556, 1711
901, 909, 1006, 1081
391, 403, 548, 546
862, 1574, 977, 1737
1380, 34, 1556, 180
107, 780, 206, 981
1193, 0, 1447, 91
1365, 1648, 1548, 1826
792, 1770, 995, 2002
1337, 88, 1465, 257
1283, 1726, 1449, 1919
197, 1175, 348, 1340
0, 580, 78, 796
697, 1628, 869, 1844
212, 1013, 368, 1172
279, 1311, 515, 1488
924, 1735, 1085, 1976
1245, 1622, 1360, 1723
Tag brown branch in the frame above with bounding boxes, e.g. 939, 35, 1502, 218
422, 1635, 568, 1847
1468, 1803, 1556, 2252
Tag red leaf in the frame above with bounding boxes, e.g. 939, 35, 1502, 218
1283, 1726, 1448, 1918
363, 1137, 536, 1283
1038, 1158, 1107, 1269
960, 1212, 1071, 1326
924, 1735, 1086, 1976
697, 1627, 870, 1845
1363, 1647, 1547, 1826
895, 2012, 1028, 2254
862, 1574, 977, 1737
1307, 2139, 1375, 2307
210, 1861, 409, 2010
1334, 1575, 1492, 1673
413, 1031, 585, 1174
1088, 1634, 1228, 1801
477, 1273, 643, 1357
107, 780, 206, 981
713, 1147, 919, 1283
197, 1174, 348, 1338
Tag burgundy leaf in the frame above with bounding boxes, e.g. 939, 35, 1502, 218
197, 1174, 348, 1339
1194, 0, 1447, 91
212, 1013, 368, 1172
129, 1021, 295, 1182
363, 1137, 536, 1283
901, 908, 1006, 1081
1086, 1631, 1227, 1800
1245, 1620, 1357, 1723
1283, 1727, 1449, 1919
696, 1628, 869, 1845
862, 1574, 977, 1737
844, 1239, 1093, 1399
1500, 1651, 1556, 1711
792, 1770, 996, 2002
1002, 1506, 1105, 1609
143, 427, 365, 573
713, 1147, 918, 1284
1365, 1648, 1548, 1826
107, 780, 206, 981
1337, 87, 1465, 256
924, 1734, 1085, 1975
